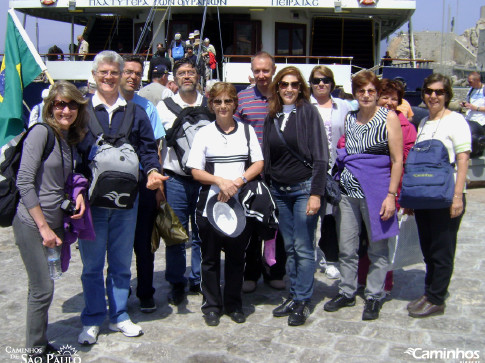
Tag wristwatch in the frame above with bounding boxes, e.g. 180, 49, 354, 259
241, 175, 248, 184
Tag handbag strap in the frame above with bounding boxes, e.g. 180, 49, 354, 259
272, 118, 313, 169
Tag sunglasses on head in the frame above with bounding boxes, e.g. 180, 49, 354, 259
279, 81, 300, 89
423, 88, 446, 96
52, 100, 80, 110
212, 98, 234, 106
311, 77, 333, 85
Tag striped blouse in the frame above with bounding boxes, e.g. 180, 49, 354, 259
340, 107, 390, 198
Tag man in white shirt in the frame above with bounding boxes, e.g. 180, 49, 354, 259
463, 71, 485, 127
156, 57, 211, 303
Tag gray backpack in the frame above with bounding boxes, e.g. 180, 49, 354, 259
86, 101, 139, 209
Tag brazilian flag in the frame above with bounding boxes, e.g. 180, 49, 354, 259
0, 9, 45, 147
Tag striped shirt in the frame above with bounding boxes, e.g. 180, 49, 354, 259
340, 107, 390, 198
234, 86, 268, 146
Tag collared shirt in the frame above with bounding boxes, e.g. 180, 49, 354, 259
234, 86, 269, 146
91, 92, 126, 126
156, 92, 204, 175
132, 93, 166, 140
466, 85, 485, 125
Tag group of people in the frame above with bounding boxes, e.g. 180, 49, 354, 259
13, 49, 473, 360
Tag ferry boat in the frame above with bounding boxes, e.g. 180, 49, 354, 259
9, 0, 416, 92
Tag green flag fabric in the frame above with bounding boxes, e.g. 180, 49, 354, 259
0, 9, 45, 147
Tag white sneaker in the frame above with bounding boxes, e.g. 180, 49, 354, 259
78, 325, 99, 345
318, 256, 327, 269
109, 319, 143, 337
325, 265, 341, 279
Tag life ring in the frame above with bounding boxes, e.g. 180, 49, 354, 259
360, 0, 376, 5
40, 0, 57, 5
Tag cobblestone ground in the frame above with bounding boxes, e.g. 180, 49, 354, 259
0, 189, 484, 363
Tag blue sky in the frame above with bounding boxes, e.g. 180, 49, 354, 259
0, 0, 483, 56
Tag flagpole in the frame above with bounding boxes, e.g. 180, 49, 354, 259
44, 70, 54, 85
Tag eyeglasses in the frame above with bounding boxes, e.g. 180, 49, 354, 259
357, 88, 377, 96
212, 99, 235, 106
52, 100, 80, 110
423, 88, 446, 96
279, 81, 300, 89
311, 77, 333, 85
96, 70, 120, 77
123, 69, 143, 78
176, 70, 197, 77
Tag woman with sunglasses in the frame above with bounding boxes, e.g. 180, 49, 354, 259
309, 65, 352, 280
262, 66, 328, 326
406, 74, 471, 318
324, 71, 403, 321
13, 81, 88, 359
187, 82, 264, 327
357, 78, 418, 293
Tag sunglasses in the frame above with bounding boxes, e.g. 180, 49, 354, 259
311, 77, 333, 85
356, 88, 377, 96
423, 88, 446, 96
279, 81, 300, 89
212, 99, 235, 106
52, 100, 80, 110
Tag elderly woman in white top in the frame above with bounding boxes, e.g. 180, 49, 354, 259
309, 65, 352, 279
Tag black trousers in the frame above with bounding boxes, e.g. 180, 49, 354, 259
318, 214, 340, 263
133, 175, 158, 300
414, 196, 465, 305
197, 214, 251, 315
244, 225, 286, 282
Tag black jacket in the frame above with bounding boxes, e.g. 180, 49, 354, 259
262, 100, 329, 196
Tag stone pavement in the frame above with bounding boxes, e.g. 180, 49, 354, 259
0, 189, 484, 363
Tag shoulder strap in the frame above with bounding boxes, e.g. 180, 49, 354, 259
272, 118, 313, 169
117, 101, 135, 139
29, 123, 57, 162
86, 98, 105, 136
163, 97, 183, 116
243, 123, 251, 168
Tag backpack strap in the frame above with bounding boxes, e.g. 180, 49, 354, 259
87, 98, 135, 139
243, 123, 251, 169
163, 97, 183, 116
29, 123, 57, 162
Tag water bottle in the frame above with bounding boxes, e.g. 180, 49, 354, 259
46, 247, 62, 280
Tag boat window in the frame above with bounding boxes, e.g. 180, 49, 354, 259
275, 23, 306, 63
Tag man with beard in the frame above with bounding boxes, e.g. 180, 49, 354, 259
156, 58, 210, 304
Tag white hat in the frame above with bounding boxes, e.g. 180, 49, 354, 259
194, 30, 200, 36
188, 32, 195, 39
206, 195, 246, 237
174, 33, 181, 40
204, 38, 210, 43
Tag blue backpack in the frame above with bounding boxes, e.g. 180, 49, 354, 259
399, 139, 455, 209
172, 42, 185, 60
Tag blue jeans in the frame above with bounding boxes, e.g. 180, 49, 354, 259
165, 173, 201, 287
78, 198, 138, 326
270, 179, 318, 302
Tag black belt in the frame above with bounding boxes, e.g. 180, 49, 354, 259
165, 169, 193, 180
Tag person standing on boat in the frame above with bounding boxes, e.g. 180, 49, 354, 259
234, 51, 286, 293
148, 43, 172, 83
76, 51, 166, 345
119, 55, 166, 314
168, 33, 186, 62
76, 35, 89, 61
463, 71, 485, 128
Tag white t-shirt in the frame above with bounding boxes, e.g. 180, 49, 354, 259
466, 86, 485, 125
186, 120, 263, 216
416, 111, 471, 164
156, 92, 204, 175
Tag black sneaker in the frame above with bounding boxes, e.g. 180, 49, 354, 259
288, 301, 310, 326
362, 298, 381, 320
323, 294, 356, 312
272, 297, 296, 317
228, 310, 246, 324
168, 283, 186, 305
140, 297, 157, 313
203, 312, 220, 327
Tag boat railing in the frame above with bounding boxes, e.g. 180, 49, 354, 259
223, 54, 354, 66
380, 58, 435, 69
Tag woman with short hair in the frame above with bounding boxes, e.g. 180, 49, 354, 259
187, 82, 264, 327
